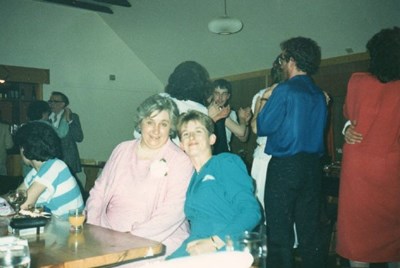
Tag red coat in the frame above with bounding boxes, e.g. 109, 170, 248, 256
336, 72, 400, 262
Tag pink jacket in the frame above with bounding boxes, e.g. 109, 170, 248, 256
86, 139, 193, 255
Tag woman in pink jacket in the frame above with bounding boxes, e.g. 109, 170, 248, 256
86, 94, 194, 256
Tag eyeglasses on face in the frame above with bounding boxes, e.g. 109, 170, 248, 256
48, 100, 64, 104
278, 54, 287, 65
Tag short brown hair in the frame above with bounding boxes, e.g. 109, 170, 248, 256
177, 110, 214, 139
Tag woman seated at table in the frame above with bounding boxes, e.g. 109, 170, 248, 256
86, 94, 194, 256
14, 121, 84, 219
168, 110, 261, 259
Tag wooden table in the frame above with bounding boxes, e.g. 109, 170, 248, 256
1, 217, 165, 268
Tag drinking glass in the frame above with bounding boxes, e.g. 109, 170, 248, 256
0, 237, 31, 268
68, 208, 85, 232
6, 190, 28, 215
226, 231, 267, 268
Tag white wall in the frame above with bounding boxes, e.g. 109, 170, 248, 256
0, 0, 163, 162
1, 0, 398, 165
98, 0, 400, 82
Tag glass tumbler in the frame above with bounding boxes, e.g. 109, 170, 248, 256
226, 231, 267, 268
0, 236, 31, 268
68, 208, 85, 232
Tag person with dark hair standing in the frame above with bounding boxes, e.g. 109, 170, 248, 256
48, 91, 83, 176
27, 100, 69, 138
208, 79, 251, 155
27, 100, 51, 122
337, 27, 400, 268
257, 37, 327, 268
164, 61, 212, 114
250, 55, 284, 210
14, 121, 83, 219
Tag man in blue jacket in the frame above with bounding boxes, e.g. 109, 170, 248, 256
257, 37, 327, 268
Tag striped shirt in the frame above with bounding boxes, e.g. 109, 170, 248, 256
24, 158, 84, 219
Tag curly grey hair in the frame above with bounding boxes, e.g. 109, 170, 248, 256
134, 94, 179, 138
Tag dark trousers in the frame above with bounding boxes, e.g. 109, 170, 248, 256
264, 153, 323, 268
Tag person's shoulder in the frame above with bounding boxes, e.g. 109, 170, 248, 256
112, 140, 136, 153
211, 154, 250, 181
349, 72, 377, 83
48, 158, 66, 166
47, 158, 69, 170
275, 80, 291, 91
351, 72, 371, 78
269, 82, 289, 99
257, 88, 267, 95
252, 88, 266, 99
39, 158, 69, 177
213, 152, 243, 164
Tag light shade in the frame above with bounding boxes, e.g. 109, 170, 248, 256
208, 16, 243, 35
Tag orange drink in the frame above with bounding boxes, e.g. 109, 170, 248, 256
68, 209, 85, 232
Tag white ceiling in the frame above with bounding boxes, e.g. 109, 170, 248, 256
40, 0, 400, 83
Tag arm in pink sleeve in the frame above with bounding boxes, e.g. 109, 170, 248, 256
86, 142, 128, 226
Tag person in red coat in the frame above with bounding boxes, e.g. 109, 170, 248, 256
337, 27, 400, 267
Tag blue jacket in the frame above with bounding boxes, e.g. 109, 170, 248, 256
257, 75, 327, 157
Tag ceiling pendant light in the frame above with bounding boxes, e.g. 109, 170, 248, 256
208, 0, 243, 35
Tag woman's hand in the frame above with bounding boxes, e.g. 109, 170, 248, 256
186, 238, 217, 256
186, 236, 225, 256
345, 121, 363, 144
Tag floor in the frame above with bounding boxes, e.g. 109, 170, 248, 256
294, 254, 391, 268
292, 252, 341, 268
